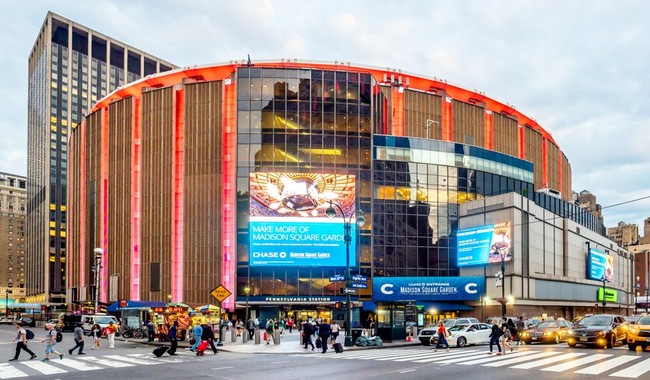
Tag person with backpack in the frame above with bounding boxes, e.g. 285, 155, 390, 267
68, 325, 85, 355
487, 318, 503, 355
302, 319, 315, 350
40, 323, 63, 362
9, 321, 37, 361
265, 319, 275, 344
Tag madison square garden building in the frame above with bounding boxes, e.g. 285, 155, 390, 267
68, 60, 621, 325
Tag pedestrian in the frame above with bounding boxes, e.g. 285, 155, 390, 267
487, 318, 503, 355
91, 324, 102, 350
40, 323, 63, 362
168, 321, 179, 356
330, 320, 340, 344
9, 321, 37, 361
265, 319, 275, 344
515, 316, 525, 345
147, 320, 155, 342
278, 318, 285, 335
103, 321, 117, 348
201, 323, 218, 354
246, 317, 255, 340
287, 318, 294, 334
507, 318, 517, 348
318, 319, 331, 353
302, 319, 315, 350
68, 325, 85, 355
190, 322, 203, 352
433, 321, 450, 352
235, 319, 244, 337
502, 318, 513, 353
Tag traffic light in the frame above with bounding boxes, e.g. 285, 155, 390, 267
334, 302, 341, 309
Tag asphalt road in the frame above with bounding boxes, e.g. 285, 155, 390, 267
1, 325, 650, 379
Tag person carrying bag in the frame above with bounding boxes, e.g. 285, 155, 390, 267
433, 321, 450, 352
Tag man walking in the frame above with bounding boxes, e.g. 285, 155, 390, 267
318, 319, 331, 353
246, 317, 255, 340
9, 321, 36, 361
40, 323, 63, 362
201, 323, 218, 354
168, 321, 179, 356
147, 320, 155, 342
302, 319, 315, 350
68, 325, 85, 355
265, 319, 275, 344
190, 322, 203, 352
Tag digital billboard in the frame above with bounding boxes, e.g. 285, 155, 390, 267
587, 248, 614, 282
456, 222, 512, 267
249, 172, 357, 267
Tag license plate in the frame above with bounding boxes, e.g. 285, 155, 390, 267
579, 338, 588, 342
532, 337, 537, 340
646, 338, 650, 342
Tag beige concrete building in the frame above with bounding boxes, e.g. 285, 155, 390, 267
608, 221, 639, 248
0, 173, 27, 303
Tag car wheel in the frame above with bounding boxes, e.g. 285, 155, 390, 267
628, 344, 637, 351
606, 334, 615, 349
554, 334, 560, 344
420, 339, 431, 346
457, 337, 467, 348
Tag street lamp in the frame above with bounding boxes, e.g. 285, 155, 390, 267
93, 248, 104, 314
601, 276, 608, 314
326, 201, 365, 347
500, 253, 506, 317
646, 287, 649, 314
4, 289, 9, 319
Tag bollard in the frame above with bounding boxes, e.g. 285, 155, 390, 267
231, 328, 236, 342
254, 329, 261, 344
243, 329, 248, 343
274, 330, 281, 345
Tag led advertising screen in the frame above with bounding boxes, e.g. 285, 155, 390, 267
249, 172, 357, 267
456, 222, 512, 267
587, 248, 614, 282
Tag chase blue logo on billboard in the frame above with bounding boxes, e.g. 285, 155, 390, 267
373, 277, 484, 301
248, 172, 358, 267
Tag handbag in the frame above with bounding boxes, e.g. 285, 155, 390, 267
189, 338, 196, 345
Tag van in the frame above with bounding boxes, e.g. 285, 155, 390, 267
60, 313, 83, 332
82, 314, 119, 335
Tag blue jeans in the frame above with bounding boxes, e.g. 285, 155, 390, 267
489, 335, 502, 352
435, 334, 449, 349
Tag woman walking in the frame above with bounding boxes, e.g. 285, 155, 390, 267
91, 324, 102, 350
487, 318, 503, 355
433, 321, 450, 352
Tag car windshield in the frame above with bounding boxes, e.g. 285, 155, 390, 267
637, 316, 650, 325
94, 317, 116, 325
538, 321, 560, 328
577, 316, 613, 326
443, 320, 456, 327
449, 325, 467, 332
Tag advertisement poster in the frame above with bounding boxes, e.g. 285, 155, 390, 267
249, 172, 357, 266
456, 222, 512, 267
587, 248, 614, 282
373, 277, 484, 301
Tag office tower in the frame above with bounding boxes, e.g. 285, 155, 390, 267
26, 12, 176, 305
0, 173, 27, 303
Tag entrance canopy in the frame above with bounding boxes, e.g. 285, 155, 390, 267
107, 300, 166, 312
417, 301, 473, 312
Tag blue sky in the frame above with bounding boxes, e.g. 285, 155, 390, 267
1, 0, 649, 231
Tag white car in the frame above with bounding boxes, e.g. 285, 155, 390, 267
446, 323, 492, 347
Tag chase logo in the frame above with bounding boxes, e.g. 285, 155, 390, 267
380, 283, 394, 295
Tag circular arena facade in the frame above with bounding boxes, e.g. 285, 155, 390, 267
68, 60, 605, 323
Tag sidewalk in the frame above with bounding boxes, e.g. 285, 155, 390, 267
120, 330, 422, 354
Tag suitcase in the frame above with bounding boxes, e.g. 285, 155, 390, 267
196, 340, 210, 356
153, 346, 168, 357
333, 342, 344, 353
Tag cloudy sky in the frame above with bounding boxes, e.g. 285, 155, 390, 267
1, 0, 649, 230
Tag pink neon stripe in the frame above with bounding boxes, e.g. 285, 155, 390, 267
80, 122, 86, 289
131, 97, 141, 300
221, 78, 237, 311
101, 109, 109, 303
171, 88, 185, 302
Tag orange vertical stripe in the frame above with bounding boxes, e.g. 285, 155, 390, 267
484, 110, 493, 149
542, 139, 548, 188
171, 87, 185, 302
442, 95, 453, 141
392, 86, 404, 136
519, 125, 525, 159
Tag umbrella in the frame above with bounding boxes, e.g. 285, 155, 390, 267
195, 304, 220, 313
166, 302, 191, 309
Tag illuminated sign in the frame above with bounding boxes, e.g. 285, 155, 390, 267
456, 222, 512, 267
373, 276, 484, 301
249, 172, 357, 267
587, 248, 614, 282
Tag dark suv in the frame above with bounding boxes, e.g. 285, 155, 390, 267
567, 314, 628, 349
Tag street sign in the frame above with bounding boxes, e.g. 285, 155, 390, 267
329, 274, 345, 282
351, 283, 367, 289
210, 284, 232, 302
343, 288, 357, 294
351, 274, 367, 282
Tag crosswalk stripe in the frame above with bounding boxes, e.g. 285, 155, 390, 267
78, 356, 136, 368
393, 352, 448, 362
0, 363, 28, 379
458, 350, 537, 365
436, 351, 519, 364
510, 352, 586, 369
128, 353, 184, 363
54, 358, 102, 371
574, 356, 641, 375
19, 361, 67, 375
413, 350, 483, 363
482, 351, 559, 367
103, 355, 159, 365
376, 350, 455, 361
609, 357, 650, 378
541, 353, 612, 372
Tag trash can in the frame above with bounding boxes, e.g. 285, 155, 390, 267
351, 328, 363, 343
